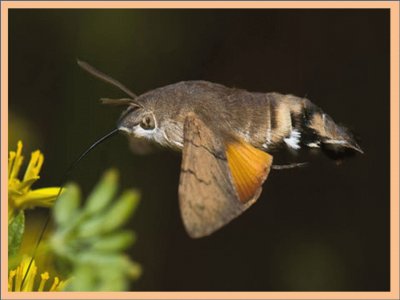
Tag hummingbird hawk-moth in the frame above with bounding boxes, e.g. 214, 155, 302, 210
78, 60, 363, 238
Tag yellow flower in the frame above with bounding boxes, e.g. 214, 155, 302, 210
8, 141, 63, 221
8, 256, 66, 291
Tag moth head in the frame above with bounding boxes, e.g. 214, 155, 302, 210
77, 60, 173, 141
117, 103, 158, 139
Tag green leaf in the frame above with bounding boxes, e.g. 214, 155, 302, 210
100, 189, 140, 232
84, 169, 118, 215
8, 210, 25, 257
75, 213, 106, 238
53, 183, 81, 226
97, 272, 126, 291
126, 260, 142, 280
76, 252, 125, 265
65, 264, 96, 291
50, 169, 142, 291
77, 189, 139, 238
91, 231, 135, 252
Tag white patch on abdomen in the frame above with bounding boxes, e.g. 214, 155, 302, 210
262, 127, 272, 150
324, 139, 347, 145
307, 142, 320, 148
284, 129, 301, 150
262, 119, 272, 150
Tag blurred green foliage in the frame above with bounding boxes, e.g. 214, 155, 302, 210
8, 210, 25, 257
51, 169, 141, 291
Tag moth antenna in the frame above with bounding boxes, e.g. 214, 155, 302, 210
100, 98, 137, 106
272, 162, 308, 170
21, 128, 119, 288
77, 59, 138, 100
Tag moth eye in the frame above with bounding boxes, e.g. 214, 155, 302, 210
140, 115, 155, 130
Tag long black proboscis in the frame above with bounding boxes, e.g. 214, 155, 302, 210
63, 128, 120, 181
21, 128, 119, 288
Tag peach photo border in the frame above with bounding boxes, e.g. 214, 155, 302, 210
1, 1, 399, 299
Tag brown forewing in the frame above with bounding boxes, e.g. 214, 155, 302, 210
179, 113, 256, 238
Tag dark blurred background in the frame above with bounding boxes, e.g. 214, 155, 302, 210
9, 9, 389, 291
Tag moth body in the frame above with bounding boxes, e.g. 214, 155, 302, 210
118, 81, 362, 158
79, 61, 363, 238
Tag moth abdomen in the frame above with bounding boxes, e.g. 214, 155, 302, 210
261, 93, 363, 159
302, 100, 363, 156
